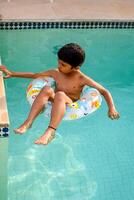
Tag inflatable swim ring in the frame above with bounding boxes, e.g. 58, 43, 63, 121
26, 77, 102, 120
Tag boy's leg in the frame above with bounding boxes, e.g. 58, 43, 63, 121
35, 91, 72, 145
14, 86, 55, 134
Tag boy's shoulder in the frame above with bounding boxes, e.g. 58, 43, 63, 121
77, 71, 94, 85
77, 70, 89, 79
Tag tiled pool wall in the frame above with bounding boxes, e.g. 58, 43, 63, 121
0, 20, 133, 132
0, 19, 133, 131
0, 138, 8, 200
0, 20, 134, 29
0, 71, 9, 200
0, 19, 134, 200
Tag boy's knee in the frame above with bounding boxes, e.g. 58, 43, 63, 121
55, 91, 66, 100
54, 91, 72, 104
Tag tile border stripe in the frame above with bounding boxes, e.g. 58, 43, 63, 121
0, 125, 9, 137
0, 21, 134, 29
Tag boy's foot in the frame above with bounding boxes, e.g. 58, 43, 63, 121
14, 122, 32, 134
34, 126, 56, 145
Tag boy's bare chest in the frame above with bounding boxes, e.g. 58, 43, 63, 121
55, 73, 82, 93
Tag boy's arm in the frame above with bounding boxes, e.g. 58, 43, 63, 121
83, 75, 120, 120
11, 69, 57, 79
0, 65, 57, 79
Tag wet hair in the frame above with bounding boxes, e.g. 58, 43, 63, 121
57, 43, 85, 68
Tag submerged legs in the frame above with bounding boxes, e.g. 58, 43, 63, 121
15, 88, 72, 146
34, 91, 72, 145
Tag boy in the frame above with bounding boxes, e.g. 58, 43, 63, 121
0, 43, 119, 145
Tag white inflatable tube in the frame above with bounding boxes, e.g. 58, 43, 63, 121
26, 77, 102, 120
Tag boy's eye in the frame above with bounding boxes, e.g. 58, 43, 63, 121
61, 63, 65, 67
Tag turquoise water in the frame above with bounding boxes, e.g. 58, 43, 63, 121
0, 29, 134, 200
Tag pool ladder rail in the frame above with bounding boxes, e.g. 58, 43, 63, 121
0, 58, 10, 137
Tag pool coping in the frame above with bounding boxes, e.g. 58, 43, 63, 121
0, 71, 10, 137
0, 1, 134, 21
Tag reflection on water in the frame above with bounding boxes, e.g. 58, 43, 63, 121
8, 133, 97, 200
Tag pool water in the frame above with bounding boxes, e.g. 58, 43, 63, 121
0, 29, 134, 200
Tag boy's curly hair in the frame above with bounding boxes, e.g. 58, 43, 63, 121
57, 43, 85, 68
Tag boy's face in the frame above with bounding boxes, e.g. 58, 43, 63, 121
58, 59, 78, 74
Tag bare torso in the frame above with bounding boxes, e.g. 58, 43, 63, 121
52, 69, 85, 101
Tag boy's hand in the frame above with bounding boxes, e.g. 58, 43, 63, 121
108, 108, 120, 120
0, 65, 12, 78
